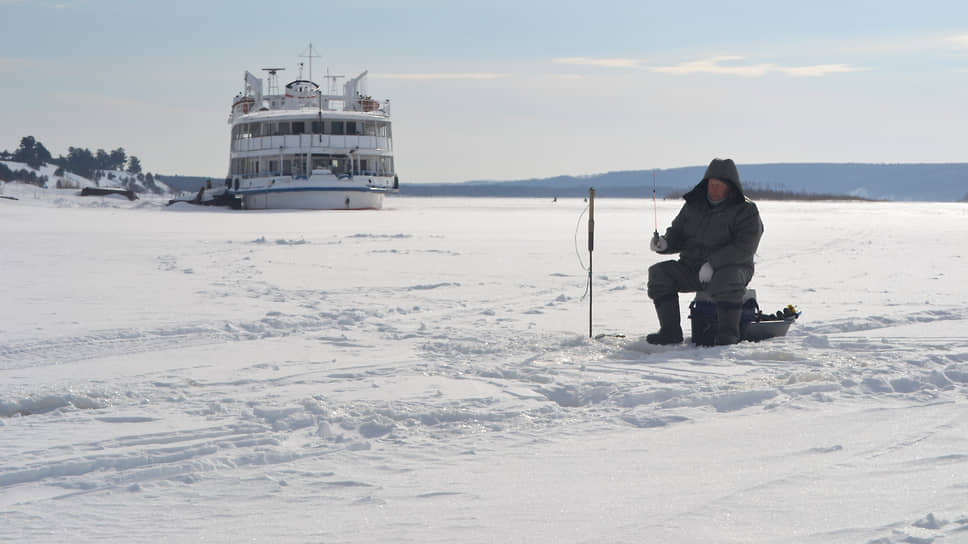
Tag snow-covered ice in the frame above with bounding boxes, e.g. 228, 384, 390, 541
1, 183, 967, 543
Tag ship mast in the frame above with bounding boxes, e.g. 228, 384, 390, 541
299, 42, 320, 82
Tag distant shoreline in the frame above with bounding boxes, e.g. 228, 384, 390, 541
394, 162, 968, 202
147, 162, 968, 202
395, 186, 879, 202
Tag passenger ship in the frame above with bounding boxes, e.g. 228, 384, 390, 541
226, 52, 398, 210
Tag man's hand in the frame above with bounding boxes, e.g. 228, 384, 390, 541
650, 233, 668, 253
699, 262, 714, 284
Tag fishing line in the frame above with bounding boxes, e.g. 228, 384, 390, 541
574, 203, 591, 300
574, 205, 589, 270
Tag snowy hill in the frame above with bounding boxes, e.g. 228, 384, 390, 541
0, 160, 171, 195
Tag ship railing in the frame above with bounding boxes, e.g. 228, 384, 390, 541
232, 134, 390, 153
232, 171, 348, 179
355, 169, 394, 177
232, 170, 394, 180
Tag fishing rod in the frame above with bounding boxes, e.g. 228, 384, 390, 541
587, 187, 595, 338
652, 169, 659, 237
584, 174, 658, 340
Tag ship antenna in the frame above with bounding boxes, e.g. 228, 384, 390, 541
299, 42, 320, 82
324, 68, 345, 95
262, 67, 285, 96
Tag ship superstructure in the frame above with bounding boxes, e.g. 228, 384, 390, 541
226, 47, 397, 210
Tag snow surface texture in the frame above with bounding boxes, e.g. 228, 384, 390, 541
1, 182, 967, 543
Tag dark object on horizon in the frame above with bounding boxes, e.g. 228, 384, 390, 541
167, 190, 242, 209
80, 187, 138, 201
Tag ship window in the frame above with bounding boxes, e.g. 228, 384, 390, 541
291, 121, 305, 134
250, 123, 261, 137
331, 121, 344, 135
363, 122, 377, 136
345, 122, 358, 135
275, 122, 290, 135
330, 158, 344, 175
312, 155, 330, 171
311, 121, 323, 134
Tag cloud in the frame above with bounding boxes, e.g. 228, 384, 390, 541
57, 92, 210, 119
371, 72, 509, 80
648, 56, 860, 78
650, 56, 772, 77
0, 0, 69, 5
948, 34, 968, 48
776, 64, 859, 77
552, 57, 642, 68
0, 57, 30, 72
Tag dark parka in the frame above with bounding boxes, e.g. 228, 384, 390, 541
649, 158, 764, 303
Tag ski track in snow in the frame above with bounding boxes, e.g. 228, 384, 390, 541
4, 296, 967, 502
2, 190, 967, 542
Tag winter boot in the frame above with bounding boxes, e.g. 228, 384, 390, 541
715, 302, 743, 345
647, 295, 683, 345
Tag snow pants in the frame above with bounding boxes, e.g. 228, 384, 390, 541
647, 260, 753, 305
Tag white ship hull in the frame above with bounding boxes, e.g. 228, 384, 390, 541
235, 173, 396, 210
240, 186, 388, 210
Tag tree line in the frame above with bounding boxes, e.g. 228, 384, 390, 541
0, 135, 144, 184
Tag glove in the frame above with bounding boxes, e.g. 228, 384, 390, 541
699, 262, 714, 284
650, 234, 668, 253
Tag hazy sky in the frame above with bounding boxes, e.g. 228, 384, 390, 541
2, 0, 967, 182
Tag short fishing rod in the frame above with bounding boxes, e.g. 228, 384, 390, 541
652, 169, 659, 237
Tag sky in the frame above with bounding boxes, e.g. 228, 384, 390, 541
2, 0, 967, 182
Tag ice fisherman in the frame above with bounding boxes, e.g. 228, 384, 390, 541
647, 158, 764, 345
